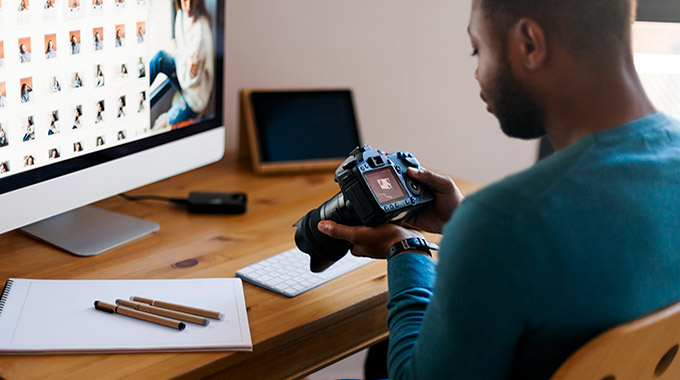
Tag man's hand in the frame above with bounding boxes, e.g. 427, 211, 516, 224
318, 221, 424, 259
402, 167, 464, 233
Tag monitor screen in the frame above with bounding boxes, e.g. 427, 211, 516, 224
0, 0, 224, 235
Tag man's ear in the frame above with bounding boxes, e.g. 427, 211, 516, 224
508, 17, 547, 71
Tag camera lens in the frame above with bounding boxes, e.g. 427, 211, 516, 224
294, 192, 359, 272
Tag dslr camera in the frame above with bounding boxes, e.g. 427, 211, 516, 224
294, 145, 434, 272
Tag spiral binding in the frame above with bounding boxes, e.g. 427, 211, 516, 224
0, 279, 13, 317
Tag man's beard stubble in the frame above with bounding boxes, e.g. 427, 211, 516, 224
487, 61, 547, 140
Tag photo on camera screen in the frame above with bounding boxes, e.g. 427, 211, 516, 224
364, 167, 408, 205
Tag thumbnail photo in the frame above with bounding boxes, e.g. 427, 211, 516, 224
22, 116, 35, 142
117, 95, 126, 118
72, 72, 83, 88
115, 24, 125, 48
69, 31, 81, 55
48, 110, 59, 135
0, 82, 6, 108
95, 64, 105, 87
51, 76, 62, 93
95, 99, 104, 124
18, 37, 31, 63
73, 104, 82, 129
93, 27, 103, 51
45, 33, 57, 59
0, 124, 8, 147
136, 22, 145, 44
20, 77, 33, 103
24, 155, 35, 166
48, 147, 60, 159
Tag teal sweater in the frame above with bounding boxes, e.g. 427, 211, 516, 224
386, 113, 680, 379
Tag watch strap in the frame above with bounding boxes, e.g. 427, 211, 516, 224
386, 237, 440, 260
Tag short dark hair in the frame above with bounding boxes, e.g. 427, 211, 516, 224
480, 0, 637, 57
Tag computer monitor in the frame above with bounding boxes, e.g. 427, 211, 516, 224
0, 0, 225, 255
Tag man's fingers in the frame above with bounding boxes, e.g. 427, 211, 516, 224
406, 167, 455, 194
318, 220, 356, 241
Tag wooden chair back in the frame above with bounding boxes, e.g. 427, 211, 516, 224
551, 301, 680, 380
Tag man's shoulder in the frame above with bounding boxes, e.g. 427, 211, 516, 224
465, 144, 587, 217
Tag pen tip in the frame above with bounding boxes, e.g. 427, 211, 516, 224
178, 322, 186, 331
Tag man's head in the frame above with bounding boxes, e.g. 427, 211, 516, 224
469, 0, 637, 140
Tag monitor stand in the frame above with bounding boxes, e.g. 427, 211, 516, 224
21, 206, 160, 256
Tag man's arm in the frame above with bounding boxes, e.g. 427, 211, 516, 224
386, 200, 530, 380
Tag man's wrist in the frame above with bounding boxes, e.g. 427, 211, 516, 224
386, 237, 439, 260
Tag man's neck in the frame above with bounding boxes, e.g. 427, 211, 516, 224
543, 57, 657, 151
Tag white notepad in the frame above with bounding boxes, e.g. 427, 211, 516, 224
0, 278, 252, 353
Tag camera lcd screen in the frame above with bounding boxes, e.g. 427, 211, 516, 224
365, 167, 408, 205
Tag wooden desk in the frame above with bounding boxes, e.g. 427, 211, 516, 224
0, 156, 480, 380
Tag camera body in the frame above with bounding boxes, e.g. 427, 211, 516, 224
334, 146, 434, 226
294, 145, 434, 272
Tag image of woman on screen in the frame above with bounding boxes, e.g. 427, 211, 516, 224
95, 100, 104, 124
95, 67, 104, 87
20, 83, 33, 103
117, 96, 126, 118
73, 105, 82, 129
23, 117, 35, 141
73, 72, 83, 88
0, 162, 9, 174
138, 91, 145, 112
49, 148, 60, 159
48, 112, 59, 135
52, 77, 61, 92
70, 34, 80, 55
115, 29, 124, 47
0, 125, 8, 147
74, 142, 83, 152
45, 39, 56, 59
93, 31, 103, 51
19, 43, 30, 63
149, 0, 214, 129
25, 155, 35, 166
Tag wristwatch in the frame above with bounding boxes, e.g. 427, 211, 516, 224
386, 237, 440, 260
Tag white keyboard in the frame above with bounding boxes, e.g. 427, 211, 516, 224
236, 247, 373, 297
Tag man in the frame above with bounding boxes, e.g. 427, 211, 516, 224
318, 0, 680, 379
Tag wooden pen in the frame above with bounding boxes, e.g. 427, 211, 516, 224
131, 296, 224, 320
94, 300, 186, 331
116, 299, 209, 326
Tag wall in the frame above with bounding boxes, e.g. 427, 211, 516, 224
224, 0, 538, 185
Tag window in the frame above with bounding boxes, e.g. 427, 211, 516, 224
633, 3, 680, 120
